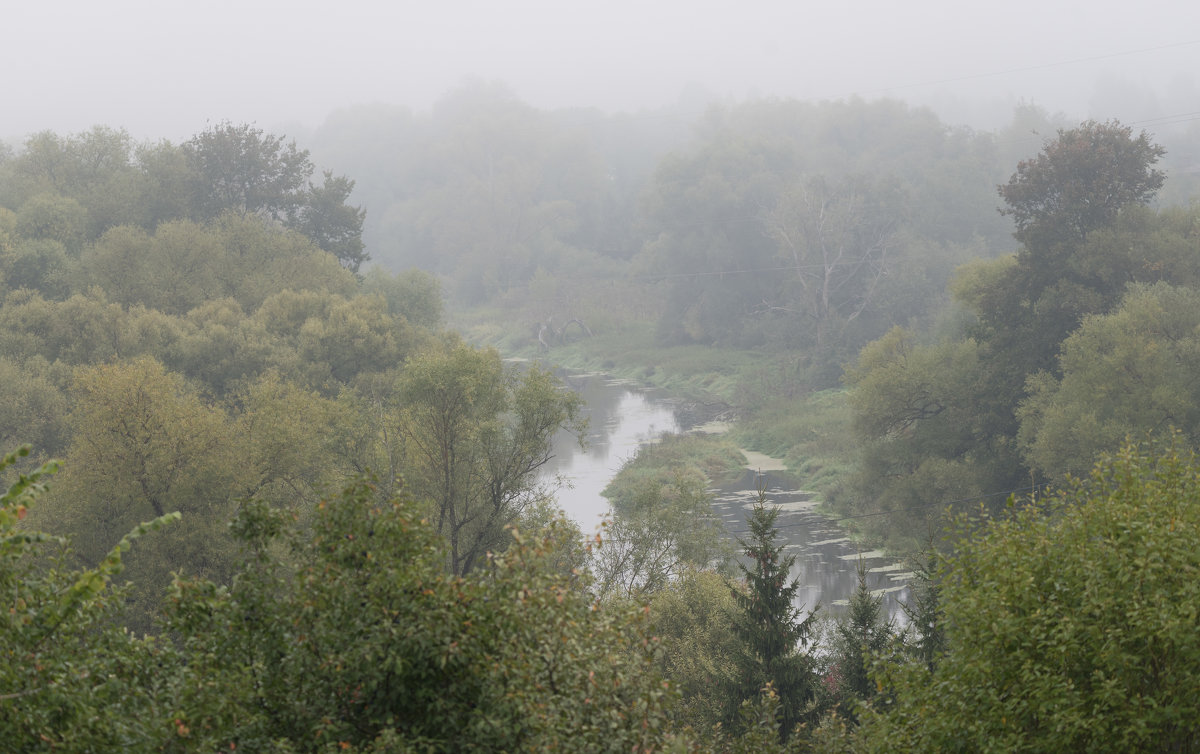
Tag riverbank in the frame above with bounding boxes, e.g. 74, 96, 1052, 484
542, 379, 913, 618
458, 315, 877, 545
544, 336, 858, 518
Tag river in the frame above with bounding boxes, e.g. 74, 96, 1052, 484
540, 370, 912, 619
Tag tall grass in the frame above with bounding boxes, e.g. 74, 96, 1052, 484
735, 389, 858, 498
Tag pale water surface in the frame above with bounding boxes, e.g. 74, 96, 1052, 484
540, 371, 911, 619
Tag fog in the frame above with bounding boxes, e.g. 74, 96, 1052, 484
7, 0, 1200, 141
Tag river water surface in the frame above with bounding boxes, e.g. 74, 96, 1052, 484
540, 371, 912, 619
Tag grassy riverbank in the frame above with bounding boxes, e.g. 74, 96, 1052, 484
460, 318, 758, 402
604, 433, 748, 504
457, 313, 861, 521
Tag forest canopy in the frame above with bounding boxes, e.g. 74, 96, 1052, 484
5, 91, 1200, 750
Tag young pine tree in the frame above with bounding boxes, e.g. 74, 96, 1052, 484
828, 558, 895, 719
724, 477, 818, 741
900, 548, 944, 672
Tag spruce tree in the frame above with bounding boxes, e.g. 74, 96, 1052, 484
829, 558, 895, 719
900, 548, 944, 672
724, 479, 817, 740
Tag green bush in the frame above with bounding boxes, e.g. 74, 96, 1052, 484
856, 439, 1200, 752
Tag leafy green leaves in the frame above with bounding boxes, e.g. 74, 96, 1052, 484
857, 441, 1200, 751
395, 339, 585, 575
1, 446, 176, 751
164, 477, 678, 752
1018, 283, 1200, 479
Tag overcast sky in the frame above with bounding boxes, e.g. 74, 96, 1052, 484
6, 0, 1200, 143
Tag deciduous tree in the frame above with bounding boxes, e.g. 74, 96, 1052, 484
46, 357, 238, 629
856, 441, 1200, 752
762, 175, 900, 349
843, 327, 1004, 546
999, 120, 1165, 250
1018, 282, 1200, 480
183, 121, 312, 222
594, 466, 728, 599
286, 170, 368, 271
162, 480, 678, 752
0, 447, 177, 750
396, 339, 584, 575
969, 121, 1169, 397
649, 568, 742, 734
359, 267, 444, 330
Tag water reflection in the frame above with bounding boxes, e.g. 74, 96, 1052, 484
541, 373, 679, 530
541, 370, 910, 619
714, 469, 911, 622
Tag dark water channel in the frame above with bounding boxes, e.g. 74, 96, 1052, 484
540, 370, 912, 620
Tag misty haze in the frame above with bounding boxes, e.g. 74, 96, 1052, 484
4, 1, 1200, 750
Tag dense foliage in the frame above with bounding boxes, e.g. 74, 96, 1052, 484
842, 120, 1200, 547
0, 448, 178, 749
595, 433, 740, 598
394, 339, 585, 575
6, 91, 1200, 750
1, 453, 683, 751
855, 442, 1200, 752
164, 482, 678, 752
1, 123, 366, 271
0, 118, 582, 634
